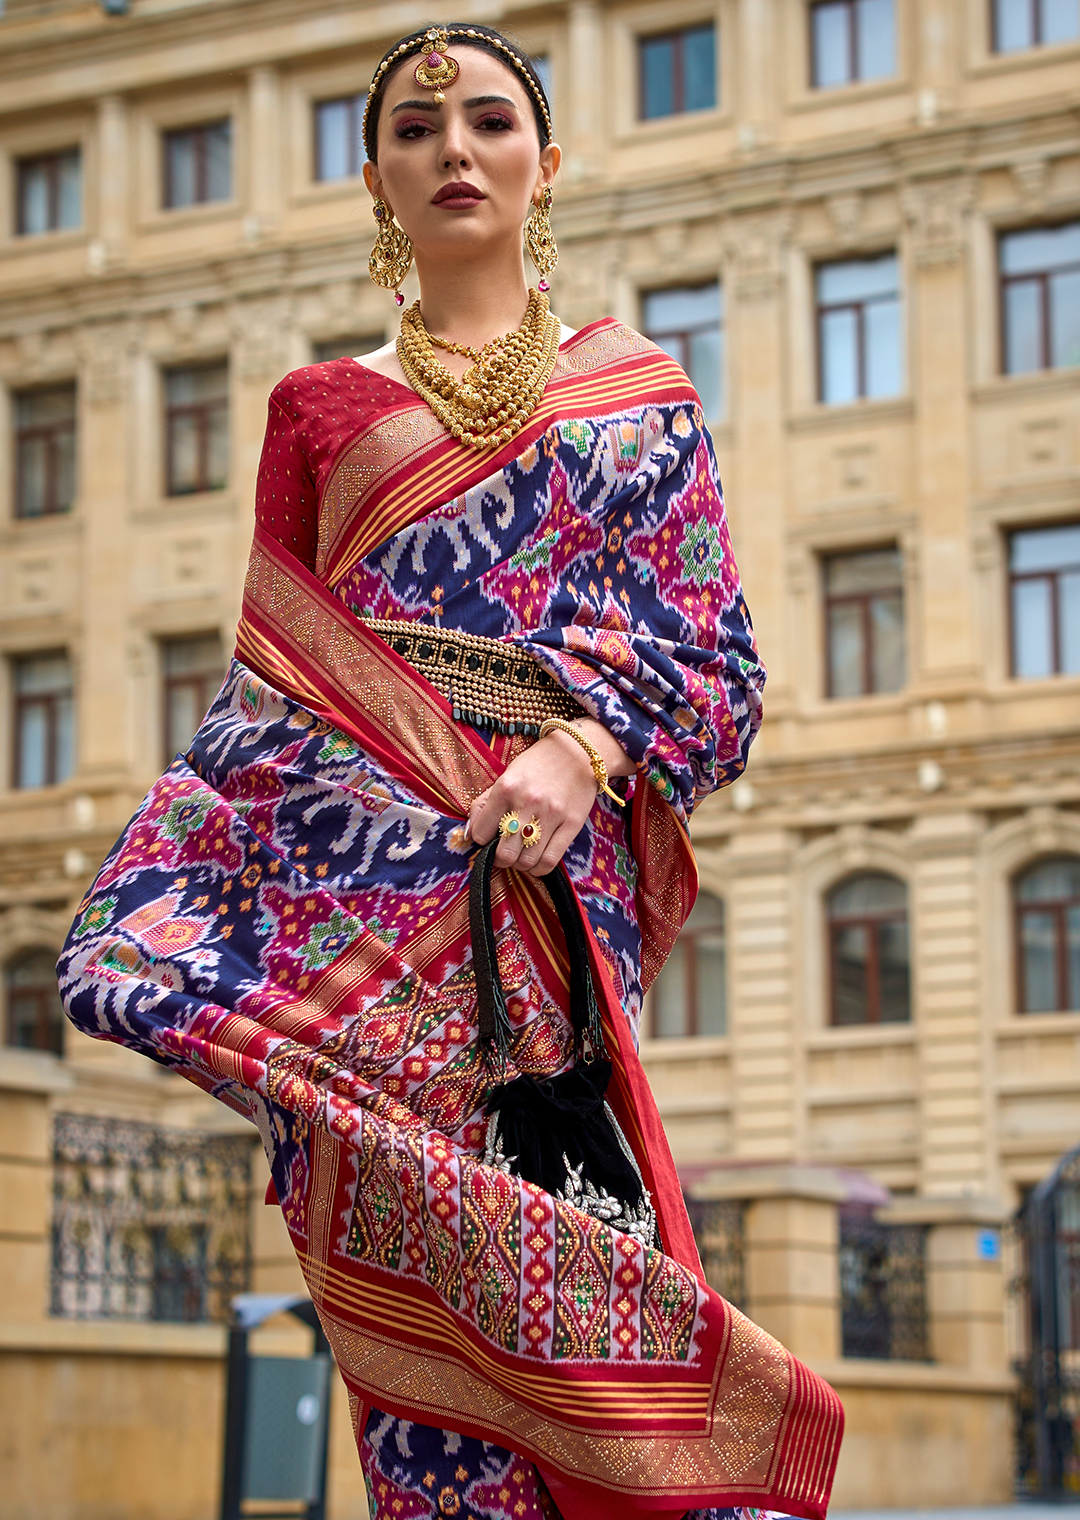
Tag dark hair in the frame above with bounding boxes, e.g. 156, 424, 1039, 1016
362, 23, 552, 163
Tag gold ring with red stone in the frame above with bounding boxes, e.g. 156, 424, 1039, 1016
520, 817, 543, 848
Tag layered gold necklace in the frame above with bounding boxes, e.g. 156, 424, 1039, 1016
396, 288, 561, 450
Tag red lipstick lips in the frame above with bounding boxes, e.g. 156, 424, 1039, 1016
433, 181, 485, 206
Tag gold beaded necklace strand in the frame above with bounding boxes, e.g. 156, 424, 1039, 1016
396, 288, 561, 450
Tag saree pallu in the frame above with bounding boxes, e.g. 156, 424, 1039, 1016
59, 321, 841, 1520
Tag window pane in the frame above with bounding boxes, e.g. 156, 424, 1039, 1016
697, 939, 727, 1035
1017, 858, 1080, 903
864, 295, 902, 397
1021, 909, 1059, 1011
1050, 269, 1080, 370
819, 253, 899, 304
1010, 523, 1080, 574
17, 435, 48, 517
166, 132, 196, 207
1003, 278, 1044, 374
682, 24, 717, 111
830, 872, 908, 917
1042, 0, 1080, 42
167, 364, 227, 405
17, 702, 48, 789
813, 1, 853, 86
856, 0, 896, 78
312, 334, 382, 363
16, 652, 72, 696
166, 683, 202, 757
55, 693, 75, 784
532, 55, 552, 102
1012, 577, 1054, 678
688, 326, 723, 419
57, 149, 82, 230
55, 424, 76, 511
163, 633, 224, 677
995, 0, 1035, 47
316, 99, 351, 181
168, 413, 200, 494
877, 919, 911, 1021
644, 283, 720, 332
7, 952, 64, 1055
870, 590, 905, 691
1061, 571, 1080, 674
641, 35, 676, 118
206, 404, 229, 489
820, 307, 859, 404
19, 161, 50, 235
652, 941, 688, 1036
827, 547, 903, 594
1068, 905, 1080, 1011
1001, 223, 1080, 276
833, 924, 870, 1024
205, 123, 232, 201
827, 599, 865, 697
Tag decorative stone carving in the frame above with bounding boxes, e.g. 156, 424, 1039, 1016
723, 211, 794, 300
1011, 156, 1049, 211
78, 321, 132, 408
825, 190, 863, 244
900, 178, 973, 267
1016, 416, 1067, 471
834, 444, 876, 492
231, 296, 290, 381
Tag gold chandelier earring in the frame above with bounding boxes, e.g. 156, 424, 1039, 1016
524, 186, 557, 292
368, 198, 413, 306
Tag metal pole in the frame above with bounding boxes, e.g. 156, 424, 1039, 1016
219, 1323, 249, 1520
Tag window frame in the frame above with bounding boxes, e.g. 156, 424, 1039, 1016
637, 22, 717, 120
822, 546, 905, 699
809, 0, 896, 87
160, 633, 226, 766
992, 0, 1080, 50
13, 384, 77, 519
641, 280, 724, 418
646, 892, 726, 1039
15, 147, 81, 236
1014, 859, 1080, 1014
163, 363, 229, 498
12, 650, 74, 791
1007, 521, 1080, 679
162, 119, 232, 211
827, 879, 910, 1026
312, 93, 367, 183
998, 223, 1080, 376
814, 253, 902, 405
5, 948, 64, 1054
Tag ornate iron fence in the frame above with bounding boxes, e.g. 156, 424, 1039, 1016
685, 1197, 746, 1308
51, 1112, 253, 1323
839, 1211, 929, 1360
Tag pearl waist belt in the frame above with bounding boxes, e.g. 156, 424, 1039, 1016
361, 617, 583, 738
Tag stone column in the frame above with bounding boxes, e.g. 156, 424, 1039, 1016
692, 1164, 844, 1361
247, 65, 283, 239
0, 1049, 71, 1325
95, 95, 128, 270
565, 1, 602, 184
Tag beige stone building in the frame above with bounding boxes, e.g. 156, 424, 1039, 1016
1, 0, 1078, 1514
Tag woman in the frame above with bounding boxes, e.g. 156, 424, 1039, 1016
59, 24, 841, 1520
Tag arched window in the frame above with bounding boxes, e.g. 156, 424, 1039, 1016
1015, 857, 1080, 1013
5, 949, 64, 1054
649, 892, 726, 1038
828, 873, 910, 1025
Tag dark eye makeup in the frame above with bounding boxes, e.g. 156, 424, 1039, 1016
393, 110, 517, 140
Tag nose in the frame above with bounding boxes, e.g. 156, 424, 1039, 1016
439, 113, 471, 170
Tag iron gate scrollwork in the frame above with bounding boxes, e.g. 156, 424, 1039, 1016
51, 1112, 253, 1322
685, 1197, 746, 1308
1012, 1141, 1080, 1496
839, 1211, 929, 1361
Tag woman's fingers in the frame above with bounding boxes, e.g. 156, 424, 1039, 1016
518, 818, 579, 878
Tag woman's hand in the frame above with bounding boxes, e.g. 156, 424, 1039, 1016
467, 720, 633, 878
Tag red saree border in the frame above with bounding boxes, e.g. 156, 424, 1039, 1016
321, 321, 698, 586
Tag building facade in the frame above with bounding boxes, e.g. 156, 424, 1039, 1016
0, 0, 1078, 1506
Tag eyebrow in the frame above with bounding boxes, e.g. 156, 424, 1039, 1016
390, 95, 520, 115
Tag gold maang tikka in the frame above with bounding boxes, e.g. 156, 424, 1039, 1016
368, 199, 413, 306
524, 185, 557, 292
413, 27, 460, 104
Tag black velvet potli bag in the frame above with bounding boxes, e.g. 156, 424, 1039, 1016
470, 838, 657, 1248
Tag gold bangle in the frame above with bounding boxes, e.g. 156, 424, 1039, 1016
537, 718, 626, 807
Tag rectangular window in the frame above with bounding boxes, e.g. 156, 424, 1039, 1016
311, 334, 382, 365
993, 0, 1080, 50
824, 547, 905, 698
314, 93, 367, 182
816, 252, 902, 404
14, 385, 76, 519
811, 0, 896, 86
16, 148, 82, 236
13, 651, 74, 789
163, 121, 231, 209
642, 283, 724, 420
639, 23, 717, 119
532, 54, 552, 104
1009, 522, 1080, 679
164, 364, 228, 496
161, 633, 227, 764
1000, 222, 1080, 375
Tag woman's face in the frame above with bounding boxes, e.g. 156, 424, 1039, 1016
364, 46, 558, 265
